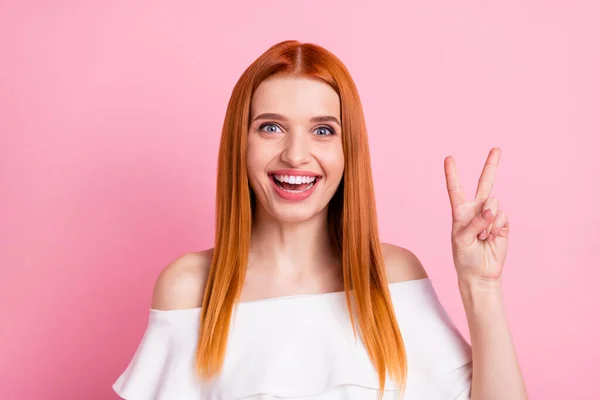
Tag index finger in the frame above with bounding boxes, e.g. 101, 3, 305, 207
475, 147, 501, 202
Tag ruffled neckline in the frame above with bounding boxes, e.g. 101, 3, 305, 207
149, 277, 432, 314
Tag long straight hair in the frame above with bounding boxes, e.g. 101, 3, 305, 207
197, 40, 408, 395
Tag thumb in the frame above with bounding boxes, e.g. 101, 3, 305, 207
462, 208, 495, 239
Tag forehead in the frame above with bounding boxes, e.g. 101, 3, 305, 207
250, 75, 340, 119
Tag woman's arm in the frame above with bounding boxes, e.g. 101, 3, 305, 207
443, 148, 528, 399
459, 278, 528, 400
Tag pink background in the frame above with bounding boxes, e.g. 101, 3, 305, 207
1, 1, 598, 399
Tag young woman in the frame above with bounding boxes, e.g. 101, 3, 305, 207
113, 40, 527, 399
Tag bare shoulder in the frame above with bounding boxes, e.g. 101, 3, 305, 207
150, 248, 214, 310
380, 242, 428, 283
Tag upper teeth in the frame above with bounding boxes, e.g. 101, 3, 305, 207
274, 175, 317, 184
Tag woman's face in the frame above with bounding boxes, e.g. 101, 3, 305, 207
247, 75, 344, 223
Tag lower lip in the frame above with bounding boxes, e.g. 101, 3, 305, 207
269, 175, 320, 201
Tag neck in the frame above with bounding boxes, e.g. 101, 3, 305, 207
249, 205, 340, 278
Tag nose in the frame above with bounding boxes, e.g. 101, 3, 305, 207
280, 131, 310, 166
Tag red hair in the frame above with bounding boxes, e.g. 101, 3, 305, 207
197, 40, 407, 396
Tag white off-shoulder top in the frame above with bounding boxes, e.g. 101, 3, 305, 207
113, 278, 472, 399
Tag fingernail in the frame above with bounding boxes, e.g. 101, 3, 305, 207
483, 209, 494, 219
479, 230, 486, 240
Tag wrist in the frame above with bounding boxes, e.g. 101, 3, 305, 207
458, 277, 504, 315
458, 276, 502, 293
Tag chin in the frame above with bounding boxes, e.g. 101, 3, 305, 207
264, 201, 328, 223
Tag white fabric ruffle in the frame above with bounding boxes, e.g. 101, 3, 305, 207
113, 278, 472, 399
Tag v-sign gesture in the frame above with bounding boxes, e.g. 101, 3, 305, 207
444, 147, 509, 284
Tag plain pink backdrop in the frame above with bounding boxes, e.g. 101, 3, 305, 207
1, 1, 598, 399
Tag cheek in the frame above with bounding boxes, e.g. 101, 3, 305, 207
318, 146, 345, 179
246, 137, 275, 178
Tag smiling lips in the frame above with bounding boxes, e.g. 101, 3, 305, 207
268, 170, 322, 201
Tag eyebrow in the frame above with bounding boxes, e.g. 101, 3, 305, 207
252, 113, 341, 127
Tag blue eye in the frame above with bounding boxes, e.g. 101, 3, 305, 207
258, 123, 282, 133
314, 125, 336, 136
258, 123, 336, 135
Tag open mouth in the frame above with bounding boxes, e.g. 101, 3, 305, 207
269, 173, 321, 193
